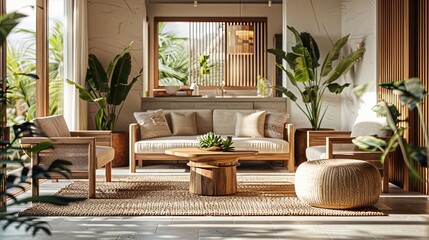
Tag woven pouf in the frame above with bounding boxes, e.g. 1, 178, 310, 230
295, 159, 381, 209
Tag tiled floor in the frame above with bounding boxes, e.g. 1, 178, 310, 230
1, 163, 428, 240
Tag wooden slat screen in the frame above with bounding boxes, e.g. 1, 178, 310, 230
378, 0, 410, 190
226, 21, 266, 88
189, 21, 225, 87
416, 0, 429, 194
378, 0, 429, 194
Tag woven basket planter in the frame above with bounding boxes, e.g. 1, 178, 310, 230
295, 159, 381, 209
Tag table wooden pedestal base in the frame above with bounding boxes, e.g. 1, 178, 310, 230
187, 159, 240, 196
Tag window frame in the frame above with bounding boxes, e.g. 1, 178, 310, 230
153, 16, 267, 91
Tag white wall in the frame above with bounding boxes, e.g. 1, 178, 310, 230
285, 0, 377, 130
87, 0, 146, 132
340, 0, 377, 129
146, 2, 283, 95
286, 0, 342, 129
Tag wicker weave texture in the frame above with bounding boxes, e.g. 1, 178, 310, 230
295, 159, 381, 209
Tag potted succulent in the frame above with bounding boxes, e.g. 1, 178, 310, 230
199, 132, 235, 151
268, 26, 365, 165
68, 42, 142, 167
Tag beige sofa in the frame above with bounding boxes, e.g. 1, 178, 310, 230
129, 109, 295, 172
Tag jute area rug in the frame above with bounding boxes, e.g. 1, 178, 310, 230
20, 175, 383, 216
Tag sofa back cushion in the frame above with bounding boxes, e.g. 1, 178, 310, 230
34, 115, 71, 137
163, 109, 213, 135
213, 110, 258, 135
170, 112, 198, 136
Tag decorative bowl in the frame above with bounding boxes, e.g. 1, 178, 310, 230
165, 86, 180, 95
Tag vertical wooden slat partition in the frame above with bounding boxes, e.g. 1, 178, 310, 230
416, 0, 429, 194
378, 0, 429, 194
378, 0, 410, 190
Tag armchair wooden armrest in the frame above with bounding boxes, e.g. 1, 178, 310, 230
285, 123, 295, 172
70, 131, 112, 147
129, 123, 140, 173
326, 136, 388, 160
307, 130, 351, 147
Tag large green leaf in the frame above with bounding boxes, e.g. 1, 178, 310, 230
106, 42, 132, 78
372, 101, 401, 129
352, 136, 387, 152
66, 80, 95, 102
108, 52, 132, 105
273, 86, 297, 102
327, 83, 350, 94
324, 47, 365, 85
380, 78, 427, 110
0, 12, 26, 43
300, 32, 320, 68
87, 54, 109, 92
287, 26, 303, 47
292, 47, 314, 82
267, 48, 297, 70
320, 34, 349, 77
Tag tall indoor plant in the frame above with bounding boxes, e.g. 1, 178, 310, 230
68, 42, 142, 131
268, 26, 365, 130
68, 43, 142, 167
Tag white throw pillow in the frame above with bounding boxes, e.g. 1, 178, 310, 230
134, 109, 172, 140
235, 111, 266, 137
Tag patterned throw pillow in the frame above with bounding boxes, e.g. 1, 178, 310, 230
134, 109, 172, 140
235, 111, 266, 137
264, 112, 289, 139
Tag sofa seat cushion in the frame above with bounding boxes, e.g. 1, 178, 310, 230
231, 137, 289, 154
96, 146, 115, 168
135, 136, 289, 154
135, 136, 200, 153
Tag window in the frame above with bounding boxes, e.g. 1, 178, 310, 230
154, 17, 267, 90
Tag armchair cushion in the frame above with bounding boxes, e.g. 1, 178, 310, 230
350, 120, 388, 137
96, 146, 115, 168
34, 115, 71, 137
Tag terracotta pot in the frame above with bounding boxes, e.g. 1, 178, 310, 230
294, 128, 334, 166
111, 132, 129, 167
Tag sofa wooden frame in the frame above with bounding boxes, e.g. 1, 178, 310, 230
129, 123, 295, 173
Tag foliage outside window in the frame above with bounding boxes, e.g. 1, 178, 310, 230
155, 17, 267, 90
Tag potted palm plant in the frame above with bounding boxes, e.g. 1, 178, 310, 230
68, 42, 142, 167
268, 26, 365, 165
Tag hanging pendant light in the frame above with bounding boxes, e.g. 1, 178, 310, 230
227, 0, 254, 55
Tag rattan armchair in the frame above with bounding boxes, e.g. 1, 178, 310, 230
21, 115, 115, 199
305, 121, 390, 193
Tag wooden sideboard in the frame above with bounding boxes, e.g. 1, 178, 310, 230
141, 97, 288, 112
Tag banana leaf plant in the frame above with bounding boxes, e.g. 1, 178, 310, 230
68, 43, 142, 131
268, 26, 365, 129
353, 78, 428, 180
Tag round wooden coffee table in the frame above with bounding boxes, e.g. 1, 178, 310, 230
165, 148, 258, 196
